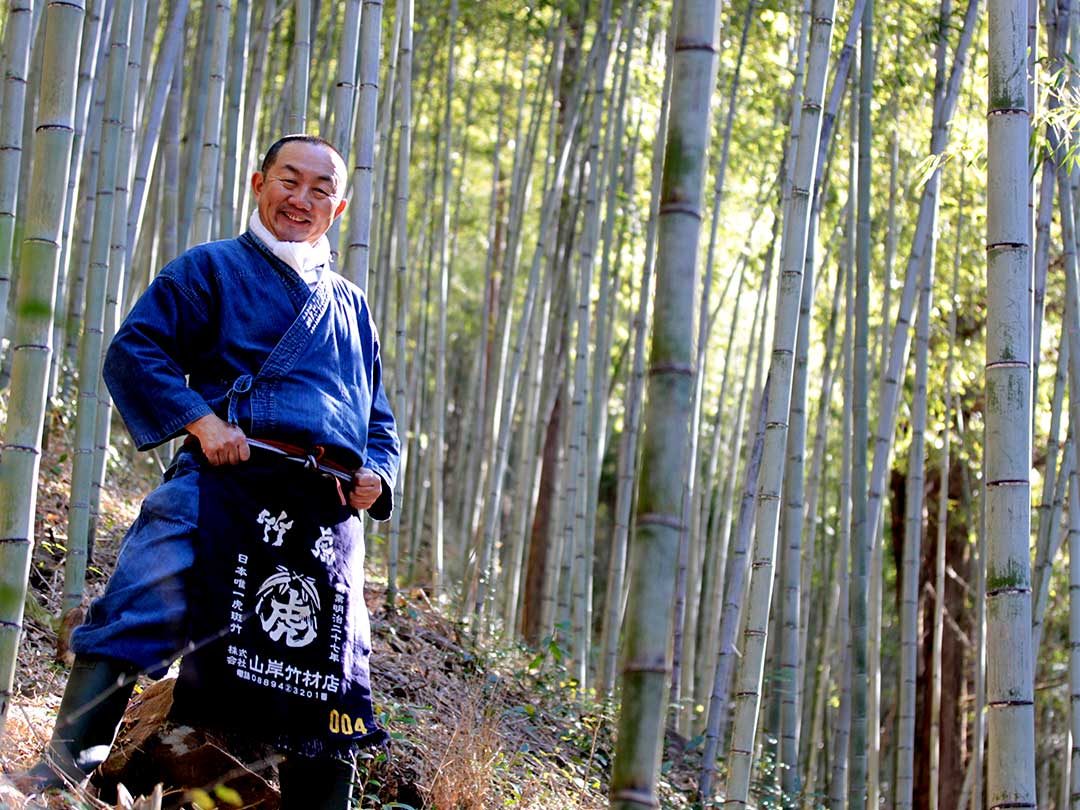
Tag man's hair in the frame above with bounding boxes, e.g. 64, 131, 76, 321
260, 134, 345, 175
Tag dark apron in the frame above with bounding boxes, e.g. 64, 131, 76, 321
171, 274, 387, 758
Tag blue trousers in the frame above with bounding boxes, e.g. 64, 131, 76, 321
71, 452, 202, 676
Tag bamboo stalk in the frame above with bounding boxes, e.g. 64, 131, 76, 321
342, 0, 384, 289
722, 0, 836, 801
984, 0, 1036, 800
217, 0, 249, 238
610, 0, 721, 803
190, 0, 231, 244
0, 0, 35, 346
698, 370, 770, 802
387, 0, 412, 609
63, 0, 135, 617
288, 0, 311, 132
930, 158, 963, 810
0, 0, 85, 740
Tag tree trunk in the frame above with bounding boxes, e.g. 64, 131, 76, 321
430, 0, 457, 601
609, 0, 720, 803
386, 0, 412, 610
723, 0, 836, 801
0, 0, 35, 348
63, 0, 136, 616
288, 0, 311, 132
0, 0, 85, 739
342, 0, 384, 289
985, 0, 1036, 801
190, 0, 231, 245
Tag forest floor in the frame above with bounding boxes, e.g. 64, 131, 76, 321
0, 417, 701, 810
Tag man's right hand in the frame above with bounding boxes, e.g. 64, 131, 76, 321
185, 413, 250, 466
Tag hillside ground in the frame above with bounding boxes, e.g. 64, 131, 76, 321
0, 416, 699, 809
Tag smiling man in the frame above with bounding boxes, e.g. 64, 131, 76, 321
19, 135, 400, 810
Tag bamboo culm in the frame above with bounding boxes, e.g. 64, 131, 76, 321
984, 0, 1036, 801
0, 0, 85, 739
609, 0, 721, 804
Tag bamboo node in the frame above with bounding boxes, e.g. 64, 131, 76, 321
11, 342, 50, 352
648, 361, 693, 376
986, 699, 1034, 708
0, 618, 21, 628
34, 122, 74, 134
610, 789, 659, 807
0, 444, 40, 455
637, 513, 683, 530
673, 40, 720, 55
985, 586, 1031, 597
657, 202, 703, 220
22, 237, 60, 249
620, 661, 669, 673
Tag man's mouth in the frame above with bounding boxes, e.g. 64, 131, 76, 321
281, 211, 309, 224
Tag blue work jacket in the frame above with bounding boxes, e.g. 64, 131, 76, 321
103, 232, 400, 519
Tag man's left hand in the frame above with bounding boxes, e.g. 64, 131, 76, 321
349, 468, 383, 511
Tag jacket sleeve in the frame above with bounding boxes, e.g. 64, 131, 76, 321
363, 320, 400, 522
103, 263, 216, 450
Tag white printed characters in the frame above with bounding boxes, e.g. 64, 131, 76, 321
257, 509, 294, 547
254, 566, 321, 648
312, 526, 336, 566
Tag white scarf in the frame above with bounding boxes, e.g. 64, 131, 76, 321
248, 210, 332, 290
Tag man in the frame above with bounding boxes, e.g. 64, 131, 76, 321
21, 135, 399, 809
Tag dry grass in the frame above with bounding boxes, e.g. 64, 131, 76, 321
360, 588, 611, 809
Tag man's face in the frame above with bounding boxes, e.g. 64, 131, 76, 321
251, 141, 348, 244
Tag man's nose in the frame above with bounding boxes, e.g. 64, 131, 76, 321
288, 188, 313, 210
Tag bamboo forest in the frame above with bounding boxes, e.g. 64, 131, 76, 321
0, 0, 1068, 807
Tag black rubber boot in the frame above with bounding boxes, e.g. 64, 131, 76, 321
278, 754, 355, 810
17, 654, 137, 793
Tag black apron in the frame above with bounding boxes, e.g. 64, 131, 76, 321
171, 275, 388, 758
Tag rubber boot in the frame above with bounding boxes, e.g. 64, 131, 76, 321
16, 654, 137, 793
278, 754, 355, 810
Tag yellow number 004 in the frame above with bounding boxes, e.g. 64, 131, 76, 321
328, 709, 367, 736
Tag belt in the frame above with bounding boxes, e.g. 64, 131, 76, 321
237, 438, 356, 506
181, 436, 356, 504
245, 438, 355, 483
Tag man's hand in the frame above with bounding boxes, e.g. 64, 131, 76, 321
349, 468, 383, 511
185, 413, 250, 465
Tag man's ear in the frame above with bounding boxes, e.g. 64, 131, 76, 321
251, 171, 264, 196
333, 197, 348, 221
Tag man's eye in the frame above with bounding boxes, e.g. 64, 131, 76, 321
314, 188, 330, 198
279, 178, 296, 187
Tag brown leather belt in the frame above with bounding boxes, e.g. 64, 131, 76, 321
246, 438, 354, 481
182, 436, 356, 504
246, 438, 355, 505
